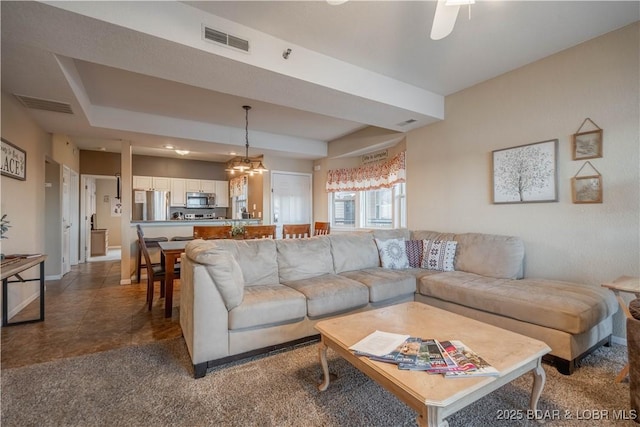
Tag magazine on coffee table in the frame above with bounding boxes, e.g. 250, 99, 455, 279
443, 340, 499, 378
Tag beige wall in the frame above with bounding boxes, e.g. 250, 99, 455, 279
52, 134, 80, 173
0, 91, 52, 318
406, 23, 639, 338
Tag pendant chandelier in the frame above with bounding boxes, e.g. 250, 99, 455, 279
225, 105, 268, 175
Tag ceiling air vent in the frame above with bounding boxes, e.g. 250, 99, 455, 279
14, 94, 73, 114
203, 26, 250, 52
396, 118, 417, 127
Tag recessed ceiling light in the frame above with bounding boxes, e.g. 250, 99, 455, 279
96, 147, 106, 151
164, 144, 175, 149
229, 151, 237, 156
175, 150, 190, 156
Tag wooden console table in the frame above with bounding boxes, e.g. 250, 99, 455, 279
602, 275, 640, 382
1, 254, 47, 327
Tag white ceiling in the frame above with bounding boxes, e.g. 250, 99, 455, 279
1, 1, 638, 163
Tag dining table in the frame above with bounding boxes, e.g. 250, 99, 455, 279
157, 240, 188, 318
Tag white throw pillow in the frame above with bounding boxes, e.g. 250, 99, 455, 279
375, 238, 410, 270
421, 239, 457, 271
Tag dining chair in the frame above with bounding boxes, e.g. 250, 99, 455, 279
137, 226, 179, 310
135, 224, 168, 283
243, 225, 277, 239
193, 225, 232, 240
282, 224, 311, 239
314, 221, 330, 236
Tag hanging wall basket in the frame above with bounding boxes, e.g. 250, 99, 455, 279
572, 118, 603, 160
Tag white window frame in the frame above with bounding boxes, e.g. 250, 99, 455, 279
328, 183, 406, 231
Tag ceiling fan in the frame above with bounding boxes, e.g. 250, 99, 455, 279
327, 0, 474, 41
430, 0, 475, 40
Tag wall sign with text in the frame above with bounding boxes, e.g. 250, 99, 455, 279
1, 138, 26, 181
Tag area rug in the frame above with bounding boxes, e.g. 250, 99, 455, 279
1, 338, 635, 426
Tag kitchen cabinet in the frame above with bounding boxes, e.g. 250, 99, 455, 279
135, 175, 228, 207
200, 180, 216, 193
170, 178, 186, 207
91, 229, 108, 256
186, 179, 216, 193
133, 175, 153, 190
133, 175, 170, 191
215, 180, 229, 207
152, 176, 171, 191
185, 179, 201, 192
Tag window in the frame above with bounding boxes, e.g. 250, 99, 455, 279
332, 191, 356, 227
330, 183, 405, 229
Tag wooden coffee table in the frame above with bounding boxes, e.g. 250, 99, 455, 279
315, 302, 551, 427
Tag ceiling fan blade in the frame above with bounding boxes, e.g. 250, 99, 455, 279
430, 0, 460, 40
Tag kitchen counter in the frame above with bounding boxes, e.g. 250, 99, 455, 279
131, 219, 261, 226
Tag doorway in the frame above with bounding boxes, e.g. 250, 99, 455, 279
271, 171, 312, 239
80, 174, 122, 263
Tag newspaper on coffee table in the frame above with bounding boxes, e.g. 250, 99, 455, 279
349, 330, 410, 357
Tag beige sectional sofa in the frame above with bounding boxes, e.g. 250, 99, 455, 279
179, 229, 617, 378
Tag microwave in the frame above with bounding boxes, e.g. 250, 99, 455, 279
186, 192, 216, 208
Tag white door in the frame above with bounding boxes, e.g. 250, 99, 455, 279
80, 177, 96, 262
271, 172, 312, 239
62, 166, 71, 275
70, 169, 80, 265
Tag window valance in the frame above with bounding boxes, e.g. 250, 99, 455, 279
326, 151, 406, 193
230, 176, 247, 198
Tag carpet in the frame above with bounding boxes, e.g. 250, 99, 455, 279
1, 338, 636, 426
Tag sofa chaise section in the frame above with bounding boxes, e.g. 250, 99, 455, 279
412, 232, 617, 374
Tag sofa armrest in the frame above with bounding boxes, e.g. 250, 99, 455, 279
180, 255, 230, 365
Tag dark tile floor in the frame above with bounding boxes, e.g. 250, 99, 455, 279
1, 260, 182, 369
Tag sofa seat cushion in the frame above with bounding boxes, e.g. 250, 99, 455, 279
228, 284, 307, 330
403, 268, 442, 281
340, 268, 416, 303
418, 272, 618, 335
283, 274, 369, 318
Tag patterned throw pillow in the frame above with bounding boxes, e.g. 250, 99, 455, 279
375, 238, 410, 270
405, 240, 423, 268
421, 240, 457, 271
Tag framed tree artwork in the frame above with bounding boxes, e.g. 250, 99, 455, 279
492, 139, 558, 204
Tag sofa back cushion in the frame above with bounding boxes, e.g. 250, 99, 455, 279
276, 236, 334, 282
411, 230, 456, 241
454, 233, 524, 279
371, 228, 411, 240
197, 238, 279, 286
233, 239, 279, 286
329, 232, 380, 273
185, 240, 244, 310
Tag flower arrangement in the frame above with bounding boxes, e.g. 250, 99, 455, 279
229, 221, 247, 237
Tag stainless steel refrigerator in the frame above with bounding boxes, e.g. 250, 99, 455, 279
132, 190, 170, 221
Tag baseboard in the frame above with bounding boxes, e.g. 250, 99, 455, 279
612, 335, 627, 346
120, 278, 132, 285
7, 291, 39, 320
45, 274, 62, 280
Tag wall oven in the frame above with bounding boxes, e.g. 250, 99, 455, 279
186, 192, 216, 208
